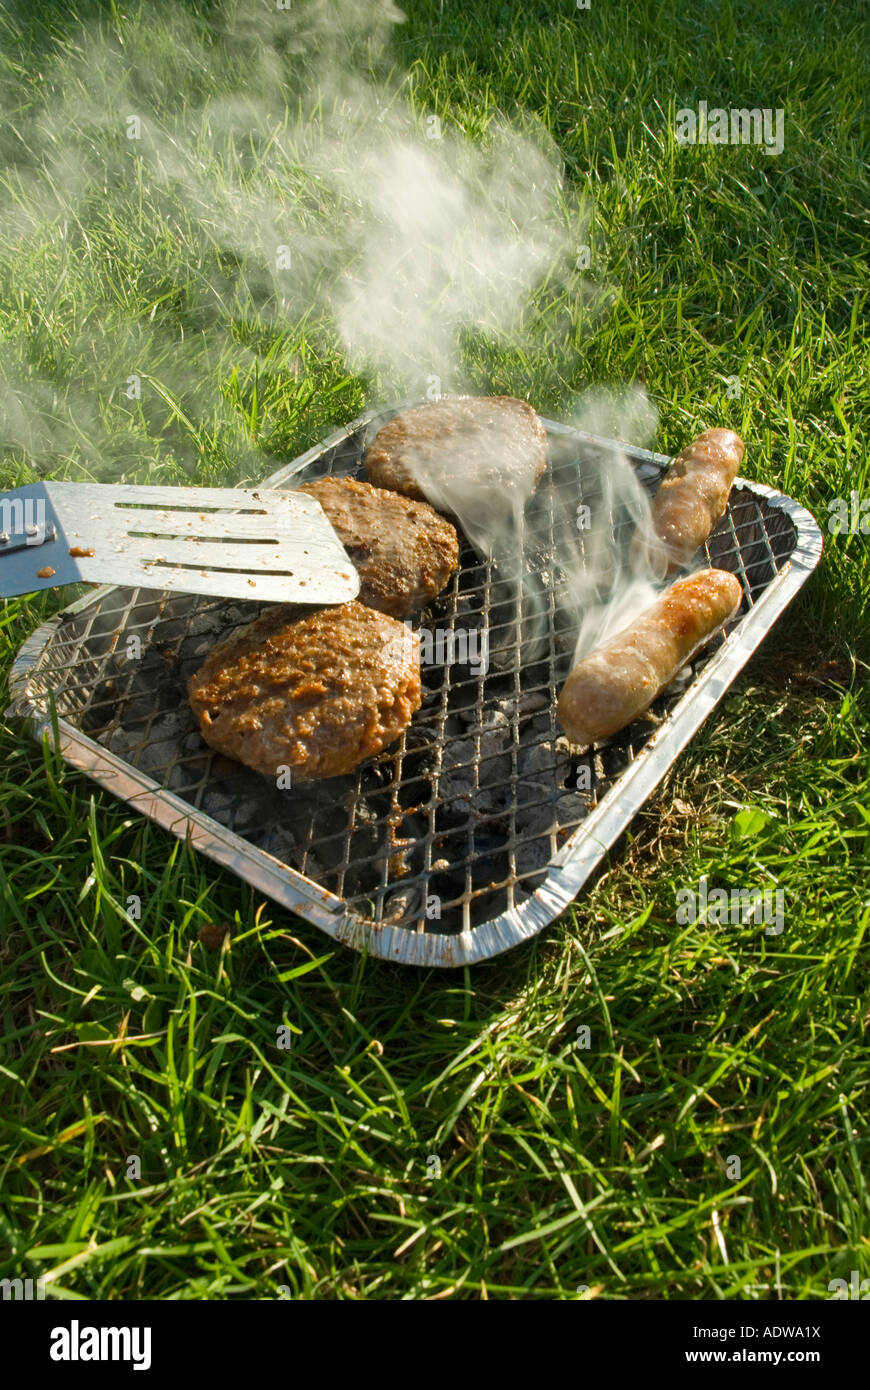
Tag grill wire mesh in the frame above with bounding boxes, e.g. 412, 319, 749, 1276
17, 418, 797, 937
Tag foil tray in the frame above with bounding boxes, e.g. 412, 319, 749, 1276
7, 408, 823, 967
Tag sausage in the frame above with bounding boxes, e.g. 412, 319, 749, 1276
556, 568, 743, 747
637, 428, 745, 574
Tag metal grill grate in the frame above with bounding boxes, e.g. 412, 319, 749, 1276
9, 409, 822, 965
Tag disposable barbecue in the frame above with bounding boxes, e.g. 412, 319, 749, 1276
8, 404, 822, 967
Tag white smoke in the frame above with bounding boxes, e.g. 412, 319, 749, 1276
562, 386, 663, 663
0, 0, 670, 670
387, 383, 663, 669
0, 0, 600, 482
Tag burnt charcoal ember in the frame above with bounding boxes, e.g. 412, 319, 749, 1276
437, 730, 512, 819
258, 824, 297, 862
106, 727, 143, 759
515, 779, 552, 810
111, 649, 186, 727
203, 788, 234, 819
143, 710, 191, 743
518, 739, 570, 783
514, 836, 554, 877
460, 708, 509, 735
121, 696, 162, 728
495, 692, 550, 720
598, 741, 637, 778
182, 637, 212, 659
166, 764, 193, 793
510, 734, 592, 875
294, 811, 353, 874
182, 605, 252, 640
148, 618, 190, 648
137, 738, 182, 777
556, 792, 590, 828
298, 850, 328, 882
358, 761, 396, 792
666, 663, 694, 696
515, 804, 556, 840
115, 708, 196, 774
529, 711, 555, 736
232, 798, 262, 832
381, 880, 426, 924
515, 737, 574, 806
402, 723, 441, 754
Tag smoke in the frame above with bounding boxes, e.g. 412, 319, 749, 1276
388, 383, 662, 669
0, 0, 601, 488
0, 0, 668, 669
561, 386, 664, 663
331, 124, 572, 386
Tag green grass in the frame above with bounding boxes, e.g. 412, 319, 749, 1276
1, 0, 868, 1300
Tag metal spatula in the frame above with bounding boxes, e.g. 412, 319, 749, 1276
0, 482, 359, 604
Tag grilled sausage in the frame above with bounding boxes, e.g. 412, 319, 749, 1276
638, 428, 745, 574
556, 568, 743, 748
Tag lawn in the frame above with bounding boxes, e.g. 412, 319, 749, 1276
0, 0, 868, 1300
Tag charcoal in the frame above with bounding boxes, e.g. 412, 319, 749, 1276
259, 824, 297, 862
170, 755, 210, 791
232, 798, 262, 830
298, 851, 327, 881
143, 710, 190, 742
137, 739, 180, 776
464, 708, 509, 735
518, 742, 557, 781
516, 804, 557, 840
183, 639, 212, 662
128, 650, 166, 682
203, 789, 234, 817
667, 663, 694, 696
183, 611, 229, 639
440, 761, 507, 804
149, 619, 189, 646
515, 780, 551, 810
515, 837, 553, 876
166, 764, 191, 792
555, 792, 591, 826
106, 727, 141, 758
529, 712, 554, 735
381, 882, 425, 923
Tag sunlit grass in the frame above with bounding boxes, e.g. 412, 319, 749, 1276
0, 0, 868, 1300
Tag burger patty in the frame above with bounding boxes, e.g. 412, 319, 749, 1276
296, 475, 459, 618
188, 600, 421, 781
365, 396, 548, 510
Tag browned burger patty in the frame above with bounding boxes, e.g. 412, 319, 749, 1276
188, 600, 421, 781
296, 475, 459, 618
364, 396, 548, 511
